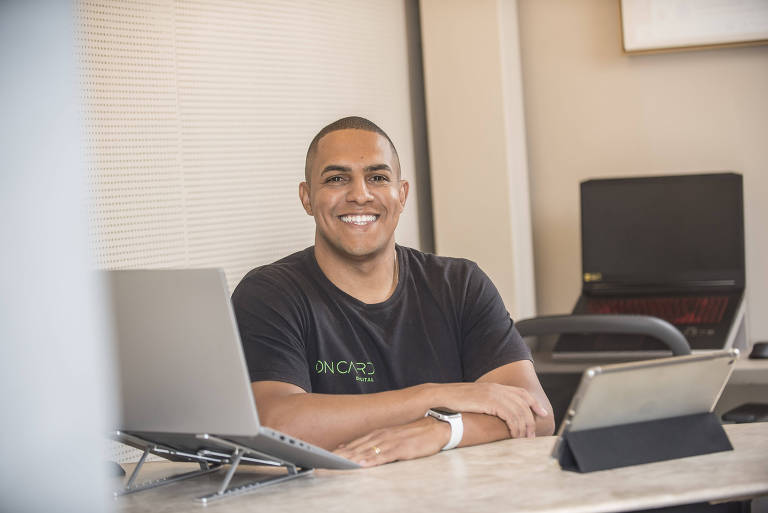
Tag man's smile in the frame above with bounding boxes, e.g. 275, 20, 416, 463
339, 214, 379, 226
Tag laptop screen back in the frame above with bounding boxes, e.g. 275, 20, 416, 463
108, 269, 261, 436
581, 173, 744, 290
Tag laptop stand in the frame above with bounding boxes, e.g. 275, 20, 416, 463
113, 431, 313, 503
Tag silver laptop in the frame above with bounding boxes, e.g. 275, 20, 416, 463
551, 349, 738, 460
108, 268, 358, 470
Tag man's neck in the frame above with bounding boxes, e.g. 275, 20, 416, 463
313, 242, 398, 305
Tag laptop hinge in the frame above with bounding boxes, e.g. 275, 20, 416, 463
584, 281, 742, 295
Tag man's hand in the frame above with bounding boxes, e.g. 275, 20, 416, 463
430, 381, 548, 439
334, 417, 450, 467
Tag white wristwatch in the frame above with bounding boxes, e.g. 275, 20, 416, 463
425, 408, 464, 451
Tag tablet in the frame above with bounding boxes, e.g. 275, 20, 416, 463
551, 349, 738, 460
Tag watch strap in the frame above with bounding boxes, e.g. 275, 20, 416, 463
426, 409, 464, 451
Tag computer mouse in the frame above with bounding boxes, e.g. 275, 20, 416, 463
749, 342, 768, 359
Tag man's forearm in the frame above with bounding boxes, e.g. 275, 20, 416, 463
333, 408, 554, 466
459, 411, 553, 448
255, 379, 553, 450
254, 361, 554, 452
256, 383, 440, 450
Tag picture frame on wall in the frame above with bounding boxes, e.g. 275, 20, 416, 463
620, 0, 768, 54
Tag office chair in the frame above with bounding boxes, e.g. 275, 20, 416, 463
516, 314, 691, 426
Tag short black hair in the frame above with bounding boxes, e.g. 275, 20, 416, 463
304, 116, 400, 183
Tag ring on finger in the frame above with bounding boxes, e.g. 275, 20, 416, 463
372, 445, 382, 456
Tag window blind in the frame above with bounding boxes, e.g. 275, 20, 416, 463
80, 0, 422, 291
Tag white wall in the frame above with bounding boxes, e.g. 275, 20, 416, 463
0, 2, 115, 511
518, 0, 768, 342
420, 0, 536, 320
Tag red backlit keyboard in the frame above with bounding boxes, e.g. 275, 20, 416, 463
586, 296, 729, 325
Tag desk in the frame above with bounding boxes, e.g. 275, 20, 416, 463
717, 359, 768, 417
115, 422, 768, 513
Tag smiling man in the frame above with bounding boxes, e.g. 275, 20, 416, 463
232, 116, 554, 466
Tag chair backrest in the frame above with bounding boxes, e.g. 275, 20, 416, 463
517, 314, 692, 427
515, 314, 691, 356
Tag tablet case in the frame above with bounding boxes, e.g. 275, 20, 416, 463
558, 412, 732, 473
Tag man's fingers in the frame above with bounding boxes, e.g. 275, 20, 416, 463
334, 428, 402, 466
335, 438, 381, 462
334, 417, 447, 467
523, 405, 536, 439
522, 397, 537, 438
500, 393, 539, 438
336, 436, 407, 467
495, 410, 517, 438
517, 407, 529, 438
513, 386, 547, 418
362, 443, 395, 467
528, 396, 548, 417
494, 400, 528, 438
338, 441, 389, 467
335, 430, 377, 453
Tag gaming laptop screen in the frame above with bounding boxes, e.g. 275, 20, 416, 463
580, 173, 744, 291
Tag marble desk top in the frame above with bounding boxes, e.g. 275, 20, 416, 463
114, 422, 768, 513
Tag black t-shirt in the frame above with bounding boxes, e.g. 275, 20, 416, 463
231, 245, 531, 394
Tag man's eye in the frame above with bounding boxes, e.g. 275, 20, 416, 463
325, 175, 345, 183
370, 175, 389, 183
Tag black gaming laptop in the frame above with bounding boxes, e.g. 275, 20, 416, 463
553, 172, 747, 358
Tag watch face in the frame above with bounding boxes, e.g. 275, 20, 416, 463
431, 407, 459, 416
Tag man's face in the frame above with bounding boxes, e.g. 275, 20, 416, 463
299, 129, 408, 261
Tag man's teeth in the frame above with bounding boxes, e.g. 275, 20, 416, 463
340, 215, 377, 225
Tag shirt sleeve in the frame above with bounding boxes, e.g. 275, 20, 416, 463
231, 270, 313, 392
460, 262, 532, 382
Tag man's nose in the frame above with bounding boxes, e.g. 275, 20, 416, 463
346, 177, 373, 203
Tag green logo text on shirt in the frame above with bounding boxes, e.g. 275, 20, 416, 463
315, 360, 375, 383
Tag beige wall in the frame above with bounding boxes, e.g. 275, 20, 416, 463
420, 0, 536, 319
518, 0, 768, 342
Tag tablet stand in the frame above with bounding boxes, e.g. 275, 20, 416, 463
113, 431, 312, 503
556, 412, 733, 473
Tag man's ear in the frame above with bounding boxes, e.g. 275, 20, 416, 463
299, 181, 313, 215
398, 179, 409, 210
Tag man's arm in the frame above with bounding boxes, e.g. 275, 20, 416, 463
332, 360, 554, 465
252, 380, 432, 449
252, 359, 551, 452
473, 359, 554, 439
